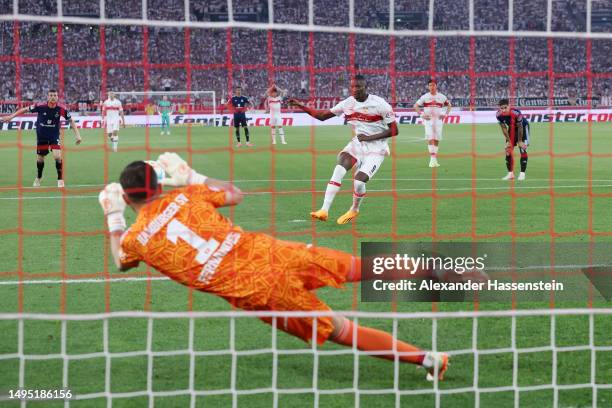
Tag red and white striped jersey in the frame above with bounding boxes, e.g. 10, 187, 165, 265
267, 96, 282, 115
331, 94, 395, 151
103, 98, 123, 120
415, 92, 449, 119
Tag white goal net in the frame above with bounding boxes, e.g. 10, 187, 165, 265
0, 309, 610, 408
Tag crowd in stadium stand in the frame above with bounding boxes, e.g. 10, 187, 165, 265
1, 0, 610, 108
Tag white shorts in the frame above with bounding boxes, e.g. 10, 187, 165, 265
269, 114, 283, 127
341, 139, 387, 179
106, 119, 120, 133
424, 119, 444, 141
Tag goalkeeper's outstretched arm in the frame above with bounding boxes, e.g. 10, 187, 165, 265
109, 232, 127, 271
157, 152, 243, 207
202, 177, 244, 206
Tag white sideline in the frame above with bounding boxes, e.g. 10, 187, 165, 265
0, 183, 610, 201
1, 177, 611, 192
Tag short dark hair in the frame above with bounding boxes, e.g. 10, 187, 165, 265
354, 74, 366, 83
498, 98, 509, 106
119, 161, 159, 203
48, 89, 58, 94
428, 79, 436, 85
235, 86, 241, 90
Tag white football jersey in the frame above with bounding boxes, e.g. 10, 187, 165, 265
330, 94, 396, 154
103, 98, 123, 120
267, 96, 282, 115
415, 92, 449, 119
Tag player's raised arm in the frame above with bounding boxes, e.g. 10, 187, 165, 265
1, 106, 32, 122
288, 99, 335, 121
157, 152, 243, 206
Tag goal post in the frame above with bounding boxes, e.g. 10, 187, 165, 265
111, 90, 218, 127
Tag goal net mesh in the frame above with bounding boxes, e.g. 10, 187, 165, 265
0, 0, 611, 407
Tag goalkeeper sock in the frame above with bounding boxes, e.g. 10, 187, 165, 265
352, 180, 366, 211
36, 160, 44, 178
322, 165, 347, 211
244, 127, 250, 142
279, 128, 286, 143
55, 159, 62, 180
332, 318, 425, 366
519, 148, 528, 172
235, 127, 241, 142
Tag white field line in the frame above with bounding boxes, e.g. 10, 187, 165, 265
0, 263, 603, 286
0, 183, 610, 201
1, 178, 612, 192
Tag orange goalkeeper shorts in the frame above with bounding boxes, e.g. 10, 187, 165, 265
225, 238, 359, 345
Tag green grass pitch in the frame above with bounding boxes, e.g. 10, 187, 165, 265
0, 122, 611, 407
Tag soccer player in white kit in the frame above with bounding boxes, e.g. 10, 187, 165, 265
289, 75, 398, 224
266, 85, 287, 145
102, 91, 125, 152
414, 80, 451, 168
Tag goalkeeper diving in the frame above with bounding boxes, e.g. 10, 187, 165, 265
98, 153, 449, 381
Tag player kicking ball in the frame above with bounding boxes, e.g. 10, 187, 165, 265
1, 89, 81, 188
102, 91, 125, 152
266, 85, 287, 145
289, 74, 398, 224
413, 79, 451, 168
98, 152, 448, 382
496, 99, 530, 181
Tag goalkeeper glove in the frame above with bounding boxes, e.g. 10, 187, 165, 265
157, 152, 207, 186
98, 183, 127, 233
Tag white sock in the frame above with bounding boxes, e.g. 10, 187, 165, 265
279, 128, 286, 143
271, 128, 276, 144
352, 180, 366, 211
428, 145, 438, 158
112, 137, 118, 151
321, 165, 347, 211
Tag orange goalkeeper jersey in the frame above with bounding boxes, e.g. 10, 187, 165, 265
119, 184, 249, 295
120, 185, 346, 301
119, 184, 357, 343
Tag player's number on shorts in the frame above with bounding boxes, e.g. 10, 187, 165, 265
166, 219, 219, 265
